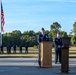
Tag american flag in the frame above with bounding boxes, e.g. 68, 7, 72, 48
1, 2, 5, 32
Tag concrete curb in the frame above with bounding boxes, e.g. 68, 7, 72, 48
0, 56, 38, 58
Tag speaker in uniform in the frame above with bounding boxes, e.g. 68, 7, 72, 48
37, 28, 49, 67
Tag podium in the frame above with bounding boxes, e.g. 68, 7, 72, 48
61, 37, 71, 73
40, 41, 52, 67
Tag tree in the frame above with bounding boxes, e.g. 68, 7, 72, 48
20, 35, 29, 46
48, 30, 53, 41
69, 29, 73, 35
11, 30, 21, 46
45, 30, 49, 35
50, 22, 61, 33
61, 31, 67, 37
23, 31, 29, 35
73, 21, 76, 35
71, 35, 76, 45
28, 30, 35, 36
2, 33, 8, 46
2, 33, 13, 46
50, 22, 61, 39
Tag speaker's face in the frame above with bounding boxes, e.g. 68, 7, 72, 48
41, 30, 45, 34
57, 33, 60, 38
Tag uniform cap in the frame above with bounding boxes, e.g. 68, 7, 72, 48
41, 28, 44, 30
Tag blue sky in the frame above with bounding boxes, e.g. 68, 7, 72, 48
2, 0, 76, 33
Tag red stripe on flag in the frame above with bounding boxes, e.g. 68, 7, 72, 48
1, 3, 5, 32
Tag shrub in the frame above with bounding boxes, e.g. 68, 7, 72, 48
34, 45, 38, 49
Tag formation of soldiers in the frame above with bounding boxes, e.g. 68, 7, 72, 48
0, 44, 28, 54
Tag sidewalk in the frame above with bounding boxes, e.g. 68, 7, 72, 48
0, 58, 76, 75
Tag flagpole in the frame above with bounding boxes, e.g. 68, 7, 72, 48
0, 0, 2, 47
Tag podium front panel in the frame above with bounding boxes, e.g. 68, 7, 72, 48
61, 47, 69, 73
40, 42, 52, 67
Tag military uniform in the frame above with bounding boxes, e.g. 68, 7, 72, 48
1, 45, 3, 54
7, 44, 11, 54
13, 44, 16, 53
25, 44, 28, 54
20, 44, 22, 53
37, 33, 49, 66
54, 37, 62, 63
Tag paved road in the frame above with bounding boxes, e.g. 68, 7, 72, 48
0, 58, 76, 75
